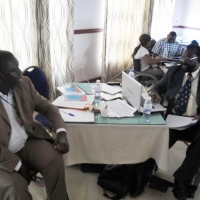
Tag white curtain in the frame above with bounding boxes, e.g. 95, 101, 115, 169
102, 0, 152, 82
0, 0, 74, 100
0, 0, 38, 69
150, 0, 175, 41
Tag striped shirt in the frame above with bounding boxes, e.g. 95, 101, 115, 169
152, 38, 181, 58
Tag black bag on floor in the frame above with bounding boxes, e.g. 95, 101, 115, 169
80, 164, 106, 173
97, 164, 137, 200
148, 175, 174, 193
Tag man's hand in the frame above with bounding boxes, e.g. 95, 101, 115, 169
150, 92, 161, 103
192, 115, 200, 121
54, 131, 69, 154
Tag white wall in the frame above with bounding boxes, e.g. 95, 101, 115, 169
74, 0, 105, 82
172, 0, 200, 41
172, 0, 186, 26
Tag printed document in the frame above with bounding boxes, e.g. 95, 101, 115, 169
52, 95, 94, 109
106, 99, 137, 118
101, 83, 122, 95
166, 114, 198, 130
57, 85, 86, 95
57, 85, 87, 101
59, 109, 94, 122
101, 92, 122, 101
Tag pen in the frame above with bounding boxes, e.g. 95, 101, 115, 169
60, 110, 75, 117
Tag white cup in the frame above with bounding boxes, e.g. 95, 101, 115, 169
100, 104, 109, 117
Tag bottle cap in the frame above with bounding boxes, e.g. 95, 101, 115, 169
147, 96, 151, 100
130, 69, 134, 72
96, 80, 100, 83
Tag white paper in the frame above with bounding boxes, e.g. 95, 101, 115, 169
166, 114, 198, 130
101, 92, 122, 101
52, 95, 94, 109
101, 83, 122, 95
106, 99, 137, 118
164, 63, 175, 67
59, 109, 94, 122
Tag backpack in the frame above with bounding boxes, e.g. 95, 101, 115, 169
97, 164, 137, 200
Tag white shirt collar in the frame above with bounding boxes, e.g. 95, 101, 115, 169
185, 66, 200, 79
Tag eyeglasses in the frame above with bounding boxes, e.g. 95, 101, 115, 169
179, 56, 198, 62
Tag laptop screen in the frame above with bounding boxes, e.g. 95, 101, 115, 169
122, 72, 166, 113
122, 72, 142, 112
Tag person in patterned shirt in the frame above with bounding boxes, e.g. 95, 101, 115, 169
152, 31, 181, 58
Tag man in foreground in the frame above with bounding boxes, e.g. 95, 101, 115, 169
151, 44, 200, 200
152, 31, 181, 58
0, 50, 69, 200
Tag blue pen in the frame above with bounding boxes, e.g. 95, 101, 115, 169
60, 110, 75, 117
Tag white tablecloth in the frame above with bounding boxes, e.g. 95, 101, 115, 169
63, 123, 169, 171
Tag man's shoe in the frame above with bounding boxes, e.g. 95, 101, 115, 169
172, 180, 188, 200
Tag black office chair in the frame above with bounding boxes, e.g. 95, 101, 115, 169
22, 66, 52, 130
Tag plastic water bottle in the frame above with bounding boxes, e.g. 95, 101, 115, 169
142, 97, 152, 123
94, 80, 102, 102
163, 48, 168, 58
128, 69, 135, 79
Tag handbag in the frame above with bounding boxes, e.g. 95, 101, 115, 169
97, 164, 137, 200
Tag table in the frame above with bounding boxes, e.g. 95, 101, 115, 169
63, 83, 169, 171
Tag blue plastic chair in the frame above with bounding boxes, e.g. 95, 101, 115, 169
22, 66, 52, 130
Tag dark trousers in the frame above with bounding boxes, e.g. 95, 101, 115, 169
0, 138, 69, 200
169, 122, 200, 184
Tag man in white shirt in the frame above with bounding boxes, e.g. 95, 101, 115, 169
151, 45, 200, 200
0, 51, 69, 200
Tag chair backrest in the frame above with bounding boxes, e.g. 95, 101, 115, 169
133, 59, 141, 73
22, 66, 49, 100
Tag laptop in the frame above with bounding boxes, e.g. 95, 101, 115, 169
122, 72, 166, 113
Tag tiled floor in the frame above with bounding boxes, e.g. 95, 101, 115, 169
29, 141, 200, 200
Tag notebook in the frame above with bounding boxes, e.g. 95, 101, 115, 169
122, 72, 166, 113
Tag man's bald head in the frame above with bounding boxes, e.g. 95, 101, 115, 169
0, 50, 19, 74
0, 51, 21, 93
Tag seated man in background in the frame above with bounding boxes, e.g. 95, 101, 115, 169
151, 44, 200, 200
152, 31, 181, 58
0, 51, 70, 200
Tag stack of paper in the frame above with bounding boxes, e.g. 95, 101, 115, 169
166, 114, 198, 130
52, 95, 94, 109
59, 108, 94, 122
101, 92, 122, 101
89, 83, 122, 100
57, 84, 87, 101
106, 99, 137, 118
101, 83, 122, 95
